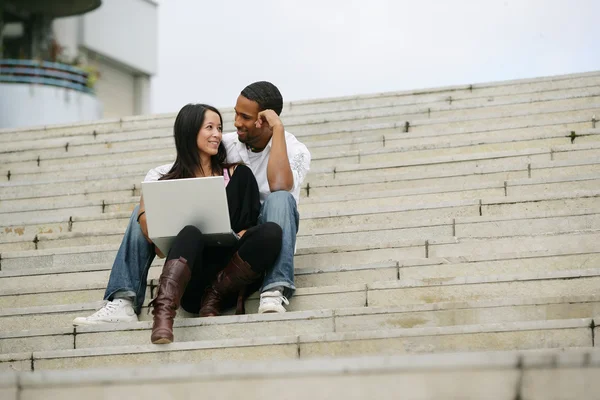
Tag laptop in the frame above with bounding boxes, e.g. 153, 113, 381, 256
141, 176, 238, 255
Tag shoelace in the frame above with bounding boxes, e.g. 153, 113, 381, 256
261, 293, 290, 306
92, 301, 120, 317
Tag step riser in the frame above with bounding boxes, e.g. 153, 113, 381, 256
369, 276, 600, 308
0, 289, 107, 309
30, 327, 591, 371
1, 110, 596, 173
4, 251, 597, 329
1, 72, 596, 142
2, 125, 594, 182
289, 89, 600, 127
2, 97, 597, 162
402, 253, 600, 281
298, 327, 590, 359
7, 198, 594, 246
301, 196, 598, 231
5, 86, 598, 154
287, 74, 600, 114
10, 368, 600, 400
2, 99, 597, 164
429, 232, 600, 259
293, 109, 597, 140
0, 146, 552, 199
3, 299, 598, 355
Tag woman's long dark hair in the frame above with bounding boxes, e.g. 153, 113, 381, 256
160, 104, 228, 180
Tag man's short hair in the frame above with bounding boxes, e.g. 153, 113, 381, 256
241, 81, 283, 116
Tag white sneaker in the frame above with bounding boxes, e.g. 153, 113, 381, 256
73, 299, 138, 325
258, 290, 289, 314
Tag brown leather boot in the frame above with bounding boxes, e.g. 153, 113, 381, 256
199, 252, 261, 317
150, 257, 191, 344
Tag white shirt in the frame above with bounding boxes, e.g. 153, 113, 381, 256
144, 130, 311, 205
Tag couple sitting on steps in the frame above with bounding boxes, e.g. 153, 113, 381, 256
73, 81, 311, 344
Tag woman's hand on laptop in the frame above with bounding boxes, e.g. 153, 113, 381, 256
237, 230, 247, 238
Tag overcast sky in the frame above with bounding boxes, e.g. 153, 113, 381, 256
151, 0, 599, 114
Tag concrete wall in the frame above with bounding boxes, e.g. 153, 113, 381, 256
0, 83, 102, 128
52, 16, 80, 62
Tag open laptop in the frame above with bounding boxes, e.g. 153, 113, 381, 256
141, 176, 238, 256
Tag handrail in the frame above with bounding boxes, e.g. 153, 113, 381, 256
0, 59, 94, 94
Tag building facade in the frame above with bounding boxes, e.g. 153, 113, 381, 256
0, 0, 158, 128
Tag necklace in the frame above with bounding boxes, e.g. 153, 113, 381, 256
245, 143, 263, 153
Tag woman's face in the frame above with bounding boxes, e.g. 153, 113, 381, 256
196, 110, 222, 157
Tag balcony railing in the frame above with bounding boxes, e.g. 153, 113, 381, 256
0, 59, 94, 94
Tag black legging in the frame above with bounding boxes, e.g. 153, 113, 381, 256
167, 223, 282, 313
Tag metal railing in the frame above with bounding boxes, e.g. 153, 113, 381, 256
0, 59, 94, 94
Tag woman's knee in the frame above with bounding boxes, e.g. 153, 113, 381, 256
176, 225, 202, 241
261, 222, 283, 245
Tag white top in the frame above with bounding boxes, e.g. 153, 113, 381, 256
143, 130, 311, 205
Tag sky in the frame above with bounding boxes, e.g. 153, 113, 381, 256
151, 0, 600, 114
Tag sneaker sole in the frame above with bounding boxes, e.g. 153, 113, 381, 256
73, 318, 138, 326
258, 307, 286, 314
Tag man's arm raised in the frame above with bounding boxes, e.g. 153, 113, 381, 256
256, 109, 294, 191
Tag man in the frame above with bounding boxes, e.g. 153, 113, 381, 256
73, 81, 310, 325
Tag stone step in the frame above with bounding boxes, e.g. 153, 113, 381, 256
286, 86, 600, 129
1, 230, 598, 310
2, 348, 599, 399
283, 110, 596, 151
2, 91, 598, 158
288, 97, 600, 137
1, 145, 549, 198
291, 102, 600, 139
2, 140, 597, 206
1, 70, 596, 144
303, 170, 600, 204
1, 293, 599, 355
1, 101, 597, 171
2, 194, 599, 271
285, 71, 600, 114
2, 127, 598, 186
4, 169, 598, 230
2, 242, 596, 310
1, 185, 594, 250
307, 150, 599, 200
3, 128, 599, 192
7, 85, 596, 154
14, 318, 596, 371
2, 188, 599, 254
3, 204, 598, 254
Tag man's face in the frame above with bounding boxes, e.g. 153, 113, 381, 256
234, 95, 265, 146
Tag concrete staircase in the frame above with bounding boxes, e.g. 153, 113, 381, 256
1, 71, 600, 399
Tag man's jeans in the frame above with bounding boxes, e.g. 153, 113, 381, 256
257, 191, 299, 298
104, 191, 299, 313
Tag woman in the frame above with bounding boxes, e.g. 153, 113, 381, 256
138, 104, 282, 344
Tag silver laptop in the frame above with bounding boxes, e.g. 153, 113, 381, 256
141, 176, 238, 255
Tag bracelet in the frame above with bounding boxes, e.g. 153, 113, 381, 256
137, 210, 146, 222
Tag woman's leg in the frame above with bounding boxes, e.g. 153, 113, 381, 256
151, 225, 204, 344
199, 222, 283, 317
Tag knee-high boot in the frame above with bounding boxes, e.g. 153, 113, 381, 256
199, 252, 261, 317
150, 257, 191, 344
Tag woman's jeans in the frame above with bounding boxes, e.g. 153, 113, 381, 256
104, 191, 299, 314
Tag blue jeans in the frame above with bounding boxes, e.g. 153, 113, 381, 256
258, 191, 299, 298
104, 191, 299, 313
104, 205, 155, 314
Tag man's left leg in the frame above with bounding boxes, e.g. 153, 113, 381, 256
257, 191, 299, 313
